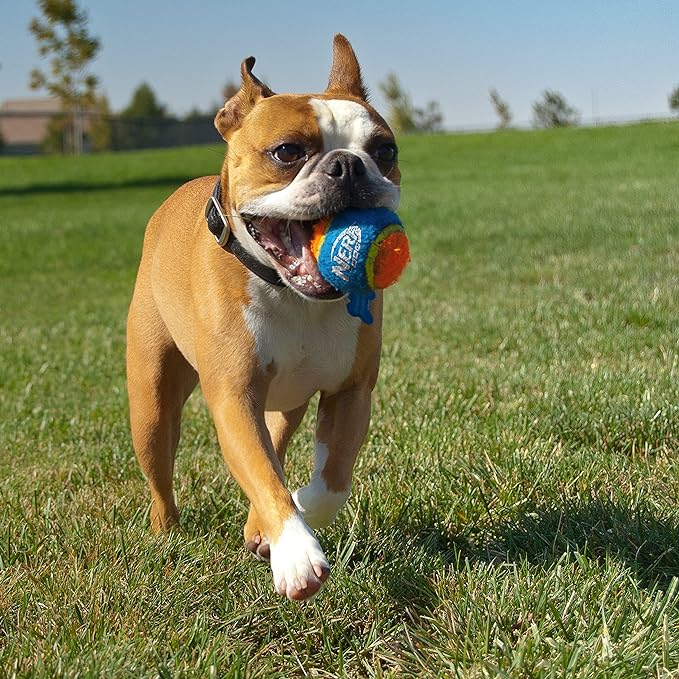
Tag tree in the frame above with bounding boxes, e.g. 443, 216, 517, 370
28, 0, 101, 154
532, 90, 579, 128
41, 95, 111, 153
379, 73, 415, 133
121, 83, 167, 120
414, 101, 444, 133
117, 83, 168, 149
184, 107, 207, 121
88, 96, 112, 151
489, 88, 512, 129
378, 72, 443, 134
669, 85, 679, 116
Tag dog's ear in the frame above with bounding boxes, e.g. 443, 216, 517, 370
215, 57, 275, 140
325, 34, 369, 101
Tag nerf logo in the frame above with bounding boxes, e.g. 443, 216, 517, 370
330, 226, 362, 282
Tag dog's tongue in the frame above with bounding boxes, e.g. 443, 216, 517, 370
289, 221, 306, 259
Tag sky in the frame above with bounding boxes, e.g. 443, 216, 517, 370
2, 0, 678, 129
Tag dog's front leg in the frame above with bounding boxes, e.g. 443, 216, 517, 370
202, 378, 328, 601
293, 381, 373, 529
244, 404, 309, 561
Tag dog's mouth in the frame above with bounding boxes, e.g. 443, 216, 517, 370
242, 216, 343, 299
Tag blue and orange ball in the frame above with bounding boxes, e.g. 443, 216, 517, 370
310, 208, 410, 324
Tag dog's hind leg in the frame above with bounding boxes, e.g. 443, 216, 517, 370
244, 403, 309, 560
292, 384, 372, 529
292, 298, 383, 529
126, 294, 198, 532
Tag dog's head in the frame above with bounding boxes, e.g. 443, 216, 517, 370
215, 34, 401, 299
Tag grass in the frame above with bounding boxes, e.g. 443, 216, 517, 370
1, 122, 678, 677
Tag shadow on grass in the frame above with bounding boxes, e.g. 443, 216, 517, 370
480, 498, 679, 589
361, 497, 678, 613
0, 175, 202, 196
170, 490, 678, 615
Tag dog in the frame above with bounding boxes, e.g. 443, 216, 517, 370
126, 34, 401, 601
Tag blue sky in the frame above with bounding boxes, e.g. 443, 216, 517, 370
2, 1, 678, 128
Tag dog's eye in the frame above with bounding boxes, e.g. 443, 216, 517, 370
272, 143, 305, 164
374, 143, 398, 163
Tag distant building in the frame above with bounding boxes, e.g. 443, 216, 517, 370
0, 97, 63, 154
0, 97, 219, 154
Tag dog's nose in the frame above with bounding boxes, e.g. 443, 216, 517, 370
322, 152, 367, 182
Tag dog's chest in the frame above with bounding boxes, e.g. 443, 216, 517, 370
243, 282, 360, 411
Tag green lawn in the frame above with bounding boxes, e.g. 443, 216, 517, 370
1, 123, 678, 677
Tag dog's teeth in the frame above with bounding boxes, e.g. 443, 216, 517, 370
291, 275, 305, 285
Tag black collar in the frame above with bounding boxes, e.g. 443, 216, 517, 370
205, 179, 285, 288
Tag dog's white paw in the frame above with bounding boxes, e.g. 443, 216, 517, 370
291, 441, 351, 529
269, 513, 330, 601
292, 482, 350, 529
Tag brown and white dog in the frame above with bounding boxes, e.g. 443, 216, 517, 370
126, 35, 401, 600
